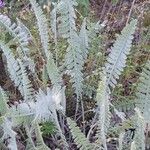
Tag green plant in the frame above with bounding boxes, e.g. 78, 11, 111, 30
0, 0, 149, 150
41, 121, 56, 136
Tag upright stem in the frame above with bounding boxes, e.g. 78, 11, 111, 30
81, 100, 85, 134
126, 0, 136, 24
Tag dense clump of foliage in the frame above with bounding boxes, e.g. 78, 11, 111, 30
0, 0, 149, 149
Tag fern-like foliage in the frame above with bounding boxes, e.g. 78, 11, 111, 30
0, 1, 146, 149
46, 53, 62, 90
0, 89, 17, 150
30, 0, 63, 96
0, 41, 34, 102
0, 86, 8, 116
95, 73, 110, 149
0, 41, 21, 86
57, 0, 80, 95
8, 88, 54, 128
25, 125, 37, 150
105, 20, 137, 89
57, 0, 77, 38
56, 0, 89, 102
16, 18, 32, 41
1, 118, 18, 150
9, 102, 35, 126
86, 21, 136, 150
67, 117, 94, 150
18, 59, 35, 102
7, 87, 68, 149
88, 21, 105, 41
136, 60, 150, 123
34, 122, 50, 150
79, 19, 89, 60
0, 14, 35, 74
8, 101, 50, 149
29, 0, 49, 58
51, 2, 58, 44
132, 108, 145, 150
0, 14, 29, 56
64, 31, 84, 99
113, 96, 135, 112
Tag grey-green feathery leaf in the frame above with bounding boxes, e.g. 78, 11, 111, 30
105, 20, 137, 89
21, 124, 46, 150
7, 88, 67, 149
136, 60, 150, 123
67, 117, 94, 150
0, 41, 34, 102
57, 0, 83, 100
95, 72, 110, 150
88, 21, 106, 41
29, 0, 49, 58
0, 14, 29, 56
18, 59, 35, 102
1, 118, 18, 150
25, 125, 37, 150
51, 2, 57, 43
9, 101, 35, 126
16, 18, 35, 73
30, 0, 63, 93
65, 19, 88, 99
16, 18, 32, 40
51, 2, 59, 63
42, 65, 48, 86
0, 87, 8, 116
57, 0, 78, 38
64, 31, 84, 100
46, 53, 62, 90
0, 41, 22, 87
0, 14, 35, 73
79, 18, 89, 60
57, 0, 88, 103
34, 122, 50, 150
132, 108, 145, 150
